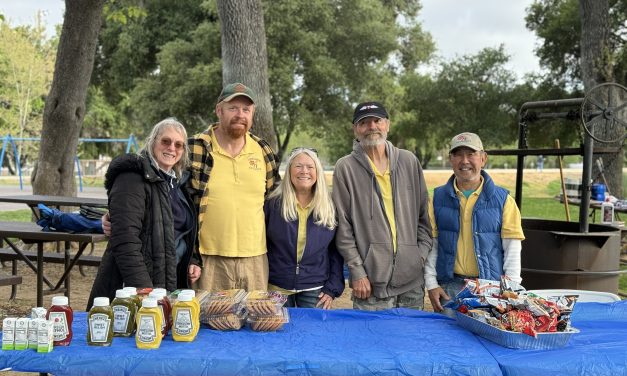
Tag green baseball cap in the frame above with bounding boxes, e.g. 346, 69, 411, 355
217, 82, 256, 104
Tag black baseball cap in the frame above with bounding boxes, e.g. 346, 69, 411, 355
352, 101, 389, 124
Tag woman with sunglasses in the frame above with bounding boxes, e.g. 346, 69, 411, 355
87, 118, 201, 309
264, 148, 344, 309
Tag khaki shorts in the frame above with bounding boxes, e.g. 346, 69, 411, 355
352, 286, 425, 311
194, 253, 268, 292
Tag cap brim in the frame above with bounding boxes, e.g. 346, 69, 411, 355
450, 145, 482, 152
220, 93, 255, 104
353, 113, 386, 124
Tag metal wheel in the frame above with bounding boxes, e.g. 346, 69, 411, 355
580, 82, 627, 143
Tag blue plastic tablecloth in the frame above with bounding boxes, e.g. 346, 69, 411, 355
481, 301, 627, 376
1, 302, 625, 376
0, 308, 501, 376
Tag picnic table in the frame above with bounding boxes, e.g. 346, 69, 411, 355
0, 302, 625, 375
0, 221, 106, 306
0, 194, 107, 219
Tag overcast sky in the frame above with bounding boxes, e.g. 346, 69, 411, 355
1, 0, 542, 77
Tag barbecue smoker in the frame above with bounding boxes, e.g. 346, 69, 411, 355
489, 83, 627, 293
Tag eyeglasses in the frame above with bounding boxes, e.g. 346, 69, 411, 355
290, 147, 318, 156
160, 137, 186, 150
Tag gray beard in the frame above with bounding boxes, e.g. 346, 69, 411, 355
360, 138, 386, 147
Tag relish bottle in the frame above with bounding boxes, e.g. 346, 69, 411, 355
46, 296, 73, 346
87, 297, 114, 346
111, 289, 136, 337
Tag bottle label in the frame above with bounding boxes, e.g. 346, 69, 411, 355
89, 313, 111, 343
49, 311, 69, 341
137, 315, 157, 343
112, 305, 130, 333
174, 308, 193, 336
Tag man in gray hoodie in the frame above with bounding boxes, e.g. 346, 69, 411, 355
332, 101, 432, 310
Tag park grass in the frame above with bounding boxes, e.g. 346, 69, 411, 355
0, 209, 31, 222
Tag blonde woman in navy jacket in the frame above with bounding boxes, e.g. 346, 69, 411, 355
264, 148, 344, 309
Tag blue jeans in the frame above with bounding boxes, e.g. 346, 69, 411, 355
284, 288, 322, 308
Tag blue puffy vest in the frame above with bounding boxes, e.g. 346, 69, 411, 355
433, 171, 507, 283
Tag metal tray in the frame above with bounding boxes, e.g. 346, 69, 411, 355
455, 311, 579, 350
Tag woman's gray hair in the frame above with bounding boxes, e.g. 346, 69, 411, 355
140, 117, 190, 177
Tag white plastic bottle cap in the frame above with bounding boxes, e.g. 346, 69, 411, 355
123, 287, 137, 294
152, 288, 167, 297
115, 289, 131, 299
51, 296, 69, 306
149, 290, 165, 300
180, 289, 196, 297
177, 293, 192, 302
142, 298, 157, 308
93, 297, 110, 307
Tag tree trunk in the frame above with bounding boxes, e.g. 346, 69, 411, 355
31, 0, 105, 196
579, 0, 623, 197
216, 0, 277, 152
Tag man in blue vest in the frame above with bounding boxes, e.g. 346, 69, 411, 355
425, 132, 525, 314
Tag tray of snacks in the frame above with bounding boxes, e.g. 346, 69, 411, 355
448, 277, 579, 350
200, 289, 247, 317
244, 290, 287, 315
247, 307, 290, 332
203, 306, 247, 331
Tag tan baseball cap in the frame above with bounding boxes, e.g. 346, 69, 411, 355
450, 132, 483, 152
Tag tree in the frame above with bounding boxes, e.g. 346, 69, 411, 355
91, 0, 434, 161
32, 0, 106, 196
0, 16, 56, 170
396, 47, 522, 167
526, 0, 625, 196
579, 0, 623, 197
216, 0, 275, 150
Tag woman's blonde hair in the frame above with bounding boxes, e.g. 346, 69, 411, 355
268, 148, 336, 229
140, 117, 190, 177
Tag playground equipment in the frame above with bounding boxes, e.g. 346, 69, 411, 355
0, 135, 140, 191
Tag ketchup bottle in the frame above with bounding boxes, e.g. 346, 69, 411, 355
46, 296, 73, 346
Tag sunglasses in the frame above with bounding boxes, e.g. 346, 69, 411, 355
160, 137, 186, 150
290, 147, 318, 156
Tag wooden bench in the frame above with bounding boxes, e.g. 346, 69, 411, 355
0, 248, 101, 300
0, 273, 23, 300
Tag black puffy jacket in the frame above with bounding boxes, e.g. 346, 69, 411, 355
87, 152, 199, 309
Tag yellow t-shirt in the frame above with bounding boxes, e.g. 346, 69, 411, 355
296, 202, 311, 263
368, 158, 397, 252
198, 129, 266, 257
428, 178, 525, 276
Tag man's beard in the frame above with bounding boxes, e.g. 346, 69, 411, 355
360, 132, 387, 147
223, 119, 248, 139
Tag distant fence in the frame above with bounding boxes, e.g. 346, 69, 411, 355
0, 135, 140, 191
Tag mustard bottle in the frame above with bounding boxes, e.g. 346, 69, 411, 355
135, 298, 162, 350
178, 290, 200, 337
172, 293, 198, 342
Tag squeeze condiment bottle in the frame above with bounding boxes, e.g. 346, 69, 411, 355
172, 292, 198, 342
148, 290, 171, 338
122, 287, 140, 312
87, 297, 114, 346
136, 298, 162, 349
46, 296, 73, 346
178, 290, 200, 337
112, 289, 136, 337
